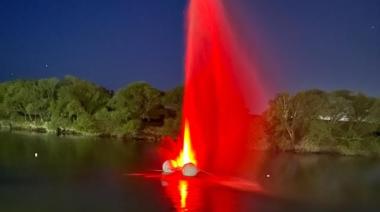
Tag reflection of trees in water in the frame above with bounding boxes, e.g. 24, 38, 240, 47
261, 153, 380, 205
0, 132, 140, 179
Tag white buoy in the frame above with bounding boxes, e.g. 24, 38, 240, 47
182, 163, 199, 177
162, 160, 177, 174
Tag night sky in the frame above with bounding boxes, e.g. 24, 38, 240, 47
0, 0, 379, 98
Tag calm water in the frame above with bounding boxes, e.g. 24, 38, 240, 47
0, 131, 379, 212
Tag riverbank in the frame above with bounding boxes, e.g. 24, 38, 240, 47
0, 120, 166, 142
2, 119, 379, 158
293, 140, 380, 157
251, 142, 380, 158
0, 120, 98, 136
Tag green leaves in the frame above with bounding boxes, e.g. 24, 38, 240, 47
0, 77, 183, 139
110, 82, 162, 119
265, 90, 380, 155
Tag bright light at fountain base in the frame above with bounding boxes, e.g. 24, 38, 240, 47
162, 161, 199, 177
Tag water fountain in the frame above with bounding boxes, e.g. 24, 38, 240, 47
162, 0, 264, 177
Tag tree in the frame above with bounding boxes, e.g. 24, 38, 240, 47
160, 86, 183, 135
0, 77, 184, 138
265, 93, 295, 149
3, 80, 34, 122
109, 82, 163, 121
161, 86, 183, 111
331, 91, 377, 140
0, 82, 10, 119
265, 90, 326, 149
50, 76, 111, 132
368, 99, 380, 125
265, 89, 380, 154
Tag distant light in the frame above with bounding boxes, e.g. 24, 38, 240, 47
265, 174, 271, 178
34, 153, 38, 158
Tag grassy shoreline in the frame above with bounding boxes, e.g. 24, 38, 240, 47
0, 120, 165, 142
0, 120, 109, 137
2, 120, 379, 157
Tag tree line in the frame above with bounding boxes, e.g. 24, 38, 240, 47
0, 76, 182, 140
264, 90, 380, 156
1, 77, 379, 155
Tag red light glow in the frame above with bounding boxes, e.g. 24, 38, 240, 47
175, 120, 197, 168
178, 0, 264, 175
179, 180, 188, 209
159, 0, 265, 178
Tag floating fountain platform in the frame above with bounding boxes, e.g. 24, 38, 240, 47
162, 160, 199, 177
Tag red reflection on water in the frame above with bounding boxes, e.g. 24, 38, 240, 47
161, 173, 203, 211
179, 180, 188, 209
126, 171, 264, 211
160, 172, 263, 211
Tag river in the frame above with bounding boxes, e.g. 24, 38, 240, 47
0, 131, 379, 211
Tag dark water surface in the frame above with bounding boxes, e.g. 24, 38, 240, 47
0, 131, 379, 212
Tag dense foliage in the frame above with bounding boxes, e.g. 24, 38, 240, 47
0, 76, 182, 140
265, 90, 380, 156
1, 77, 379, 156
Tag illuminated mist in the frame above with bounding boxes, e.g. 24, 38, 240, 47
158, 2, 265, 209
179, 0, 264, 175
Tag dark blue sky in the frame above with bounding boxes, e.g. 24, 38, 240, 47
0, 0, 379, 97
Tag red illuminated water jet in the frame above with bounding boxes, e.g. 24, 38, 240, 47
162, 0, 264, 177
129, 0, 266, 210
